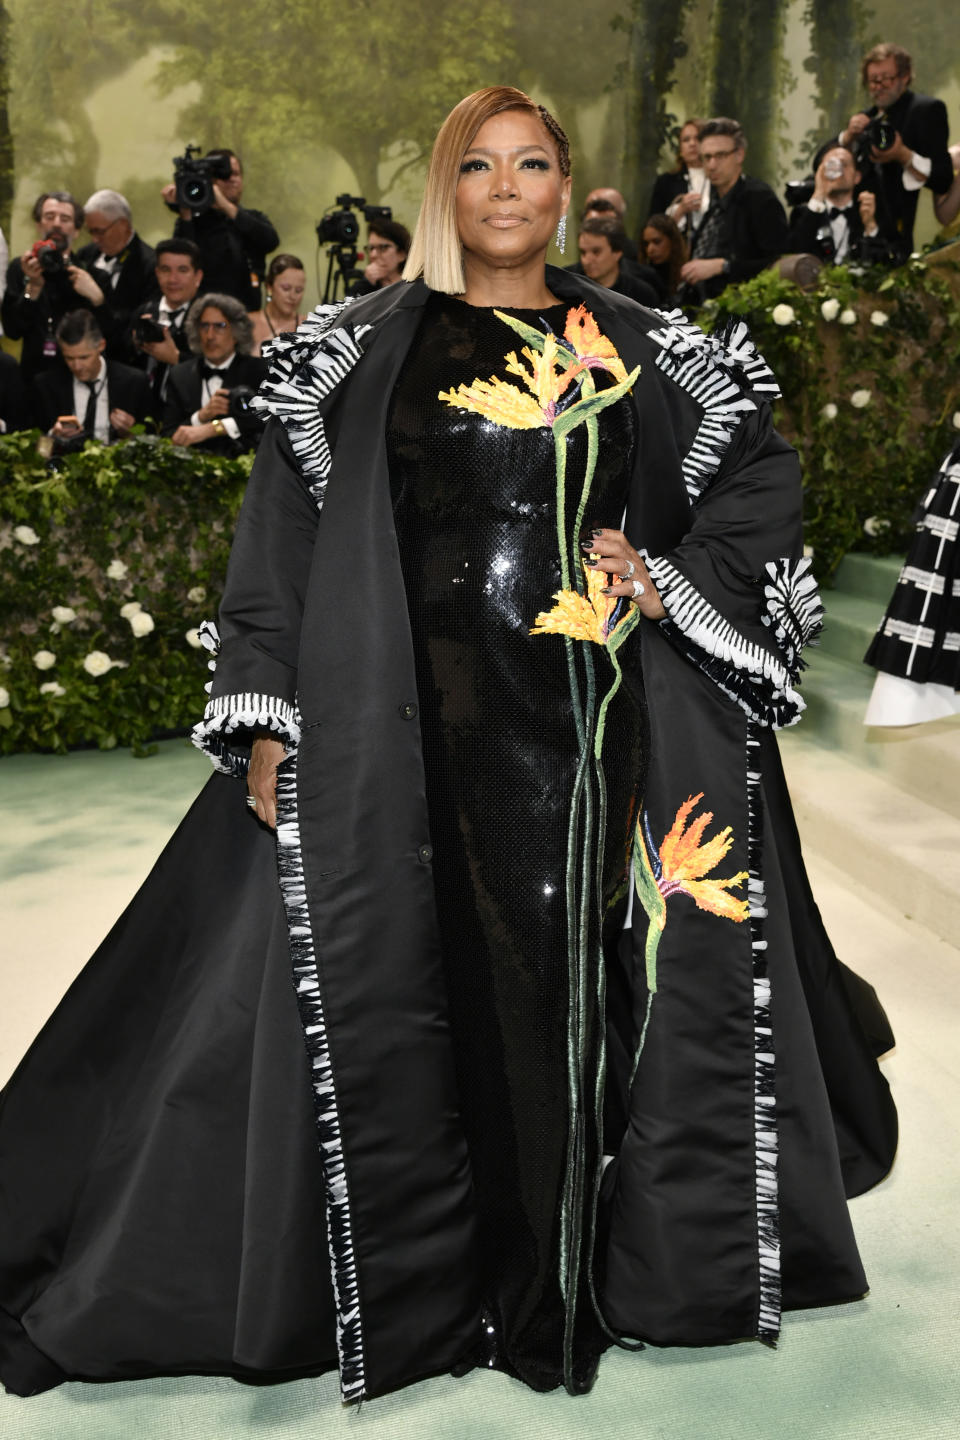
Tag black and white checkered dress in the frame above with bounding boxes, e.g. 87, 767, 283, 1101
864, 439, 960, 725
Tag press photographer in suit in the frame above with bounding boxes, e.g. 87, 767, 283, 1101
34, 310, 153, 451
162, 149, 279, 310
1, 193, 110, 383
75, 190, 157, 364
787, 146, 896, 265
163, 292, 266, 456
817, 43, 951, 260
132, 240, 204, 407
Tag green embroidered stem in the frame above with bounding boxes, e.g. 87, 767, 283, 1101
571, 402, 599, 595
555, 429, 570, 592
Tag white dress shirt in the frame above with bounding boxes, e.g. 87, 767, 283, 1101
72, 358, 110, 442
190, 352, 241, 439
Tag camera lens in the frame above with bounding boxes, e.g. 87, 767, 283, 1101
183, 177, 208, 206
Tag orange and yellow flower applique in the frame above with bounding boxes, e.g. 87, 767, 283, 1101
530, 555, 626, 645
562, 304, 628, 385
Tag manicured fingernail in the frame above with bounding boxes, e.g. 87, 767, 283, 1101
591, 528, 603, 536
601, 586, 613, 594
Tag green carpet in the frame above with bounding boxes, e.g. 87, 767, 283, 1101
1, 742, 957, 1439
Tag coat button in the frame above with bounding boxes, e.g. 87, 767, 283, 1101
399, 702, 418, 720
418, 844, 433, 864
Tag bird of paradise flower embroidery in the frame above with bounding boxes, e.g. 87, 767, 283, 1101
634, 793, 749, 993
628, 793, 749, 1084
531, 555, 629, 645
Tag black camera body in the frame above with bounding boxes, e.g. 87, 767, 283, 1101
32, 235, 69, 278
133, 315, 167, 347
784, 177, 816, 208
316, 195, 392, 248
173, 146, 233, 215
852, 114, 896, 174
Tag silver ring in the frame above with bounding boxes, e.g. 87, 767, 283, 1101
246, 795, 257, 810
631, 579, 646, 599
622, 559, 635, 579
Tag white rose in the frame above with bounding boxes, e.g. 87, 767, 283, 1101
82, 650, 115, 677
838, 308, 857, 325
803, 544, 815, 559
0, 686, 9, 708
51, 605, 77, 624
186, 585, 207, 604
952, 411, 960, 430
821, 403, 838, 420
119, 601, 143, 619
129, 611, 155, 637
870, 310, 889, 327
771, 303, 795, 326
13, 525, 39, 545
850, 389, 872, 408
39, 681, 66, 697
33, 649, 57, 670
820, 298, 840, 322
106, 559, 128, 580
185, 628, 203, 649
863, 516, 890, 537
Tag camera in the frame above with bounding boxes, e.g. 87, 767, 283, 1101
316, 195, 392, 247
225, 385, 258, 430
31, 235, 69, 277
784, 177, 816, 208
133, 315, 167, 347
851, 114, 896, 174
172, 146, 233, 215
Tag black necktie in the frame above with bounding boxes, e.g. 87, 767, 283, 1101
82, 380, 99, 438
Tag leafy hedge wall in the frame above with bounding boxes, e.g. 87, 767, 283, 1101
702, 255, 960, 580
0, 434, 251, 755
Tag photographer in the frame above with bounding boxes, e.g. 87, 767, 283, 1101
132, 239, 204, 405
816, 43, 950, 261
348, 220, 410, 296
787, 147, 896, 265
75, 190, 157, 364
1, 192, 110, 383
33, 310, 153, 451
163, 292, 266, 456
161, 149, 279, 310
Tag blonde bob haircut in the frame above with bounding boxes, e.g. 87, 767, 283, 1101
403, 86, 571, 295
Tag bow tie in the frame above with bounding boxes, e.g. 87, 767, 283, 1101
198, 361, 231, 382
827, 205, 852, 220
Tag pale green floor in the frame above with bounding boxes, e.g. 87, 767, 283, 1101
1, 741, 958, 1440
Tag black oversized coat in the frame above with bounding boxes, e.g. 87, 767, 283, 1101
191, 271, 896, 1399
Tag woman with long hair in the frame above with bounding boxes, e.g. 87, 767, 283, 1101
0, 87, 895, 1407
250, 253, 308, 353
640, 212, 688, 301
648, 118, 708, 238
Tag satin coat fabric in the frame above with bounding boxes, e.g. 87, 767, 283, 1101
0, 272, 897, 1401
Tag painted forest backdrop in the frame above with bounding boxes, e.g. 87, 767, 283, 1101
0, 0, 957, 304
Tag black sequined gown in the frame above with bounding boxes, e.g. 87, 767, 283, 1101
387, 294, 643, 1391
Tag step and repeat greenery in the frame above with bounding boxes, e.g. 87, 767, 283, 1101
2, 256, 958, 754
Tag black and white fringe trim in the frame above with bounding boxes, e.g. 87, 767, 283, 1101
275, 756, 366, 1402
746, 724, 781, 1342
252, 303, 371, 508
646, 313, 780, 504
760, 558, 824, 672
643, 554, 808, 728
191, 692, 302, 777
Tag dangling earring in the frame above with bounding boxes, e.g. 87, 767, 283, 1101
556, 214, 567, 254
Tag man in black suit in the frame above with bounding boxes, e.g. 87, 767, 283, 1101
679, 118, 788, 303
34, 310, 154, 451
1, 192, 111, 383
819, 43, 951, 261
131, 239, 204, 408
163, 291, 267, 456
161, 149, 279, 310
75, 190, 158, 365
575, 218, 660, 306
787, 146, 896, 265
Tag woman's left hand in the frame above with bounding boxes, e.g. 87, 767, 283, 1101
582, 529, 666, 621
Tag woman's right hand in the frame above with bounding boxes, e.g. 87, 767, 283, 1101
248, 736, 287, 829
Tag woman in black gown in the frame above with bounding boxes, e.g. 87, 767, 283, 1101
0, 88, 896, 1405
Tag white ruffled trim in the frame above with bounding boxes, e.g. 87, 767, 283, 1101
643, 552, 808, 728
191, 692, 302, 777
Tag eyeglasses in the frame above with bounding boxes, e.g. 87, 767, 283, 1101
86, 217, 122, 239
866, 73, 900, 87
367, 243, 396, 254
199, 320, 229, 332
701, 149, 737, 164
